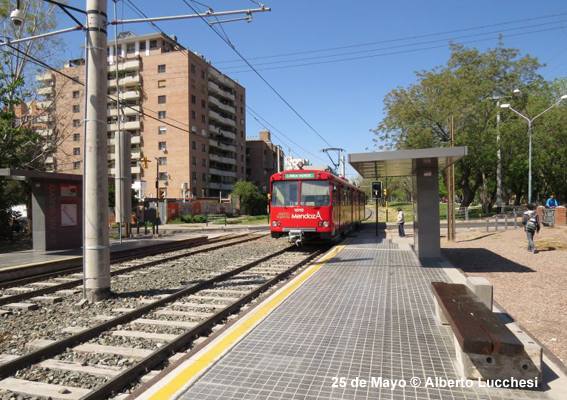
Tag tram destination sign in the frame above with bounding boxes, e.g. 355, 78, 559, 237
284, 173, 315, 179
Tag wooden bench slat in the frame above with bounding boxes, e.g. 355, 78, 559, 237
431, 282, 523, 356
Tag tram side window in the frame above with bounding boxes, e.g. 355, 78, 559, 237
272, 181, 299, 207
300, 181, 330, 206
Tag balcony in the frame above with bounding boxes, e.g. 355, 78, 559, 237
209, 167, 236, 178
38, 129, 53, 137
208, 182, 234, 191
131, 166, 141, 174
209, 109, 235, 127
36, 72, 53, 82
131, 135, 141, 145
131, 150, 141, 159
208, 81, 235, 102
37, 86, 54, 96
36, 114, 53, 123
108, 74, 140, 88
108, 90, 140, 103
108, 105, 141, 117
209, 138, 236, 153
208, 95, 235, 115
107, 120, 140, 132
116, 59, 140, 72
209, 67, 235, 89
36, 100, 53, 110
209, 125, 236, 140
209, 153, 236, 165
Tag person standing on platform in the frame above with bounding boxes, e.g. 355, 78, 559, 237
522, 204, 540, 253
546, 195, 559, 208
397, 208, 405, 237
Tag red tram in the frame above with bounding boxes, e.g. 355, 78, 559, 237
270, 169, 366, 245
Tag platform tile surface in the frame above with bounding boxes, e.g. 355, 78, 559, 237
179, 233, 549, 400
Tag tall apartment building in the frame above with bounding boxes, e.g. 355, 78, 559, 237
35, 32, 246, 199
246, 130, 284, 193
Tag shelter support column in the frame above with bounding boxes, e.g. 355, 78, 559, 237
412, 158, 440, 260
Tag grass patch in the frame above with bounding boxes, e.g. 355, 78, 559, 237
226, 215, 269, 225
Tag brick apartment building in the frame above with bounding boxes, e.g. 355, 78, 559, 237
246, 130, 284, 193
34, 32, 246, 199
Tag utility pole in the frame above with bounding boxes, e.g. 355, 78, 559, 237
446, 116, 456, 241
84, 0, 110, 302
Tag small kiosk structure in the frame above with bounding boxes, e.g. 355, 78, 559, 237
349, 147, 467, 260
0, 169, 83, 251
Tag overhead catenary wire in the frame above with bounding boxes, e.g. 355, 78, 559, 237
179, 0, 335, 149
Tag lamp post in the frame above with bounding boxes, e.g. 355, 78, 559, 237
500, 94, 567, 204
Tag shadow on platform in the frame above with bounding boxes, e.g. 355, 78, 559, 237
442, 248, 535, 273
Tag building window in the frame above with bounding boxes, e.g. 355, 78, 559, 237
191, 64, 196, 73
72, 91, 80, 99
202, 159, 206, 167
158, 111, 166, 120
158, 95, 166, 104
202, 144, 206, 152
158, 172, 168, 181
158, 157, 167, 166
201, 99, 206, 108
73, 133, 80, 141
73, 147, 80, 155
241, 131, 244, 138
158, 141, 167, 151
192, 141, 197, 150
191, 110, 196, 120
158, 64, 166, 73
73, 105, 80, 113
73, 119, 81, 127
201, 115, 206, 123
73, 161, 81, 170
192, 172, 197, 182
240, 119, 244, 125
139, 41, 146, 51
150, 40, 157, 49
201, 71, 206, 79
191, 126, 197, 134
158, 80, 166, 88
191, 95, 196, 104
158, 126, 167, 135
192, 187, 197, 196
201, 130, 207, 137
202, 173, 207, 182
127, 43, 135, 53
73, 77, 80, 85
192, 156, 197, 165
241, 167, 244, 174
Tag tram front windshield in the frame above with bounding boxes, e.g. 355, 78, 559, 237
300, 181, 330, 206
272, 181, 299, 207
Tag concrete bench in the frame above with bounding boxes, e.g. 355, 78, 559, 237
431, 280, 541, 383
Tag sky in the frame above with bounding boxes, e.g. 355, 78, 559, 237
51, 0, 567, 178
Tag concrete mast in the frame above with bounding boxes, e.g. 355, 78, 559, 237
83, 0, 110, 302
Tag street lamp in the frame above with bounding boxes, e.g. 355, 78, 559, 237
500, 94, 567, 204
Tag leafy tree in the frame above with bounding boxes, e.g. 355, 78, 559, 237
373, 42, 544, 208
231, 181, 267, 216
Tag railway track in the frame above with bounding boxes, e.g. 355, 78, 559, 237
0, 243, 324, 400
0, 233, 265, 308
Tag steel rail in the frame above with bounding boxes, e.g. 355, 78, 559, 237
0, 234, 265, 307
0, 245, 292, 379
83, 248, 323, 400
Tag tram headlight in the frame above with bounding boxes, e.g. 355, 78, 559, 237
272, 221, 277, 227
323, 221, 329, 227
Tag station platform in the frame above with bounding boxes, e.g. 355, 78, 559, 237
135, 225, 565, 400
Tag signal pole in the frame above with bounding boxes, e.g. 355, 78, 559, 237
84, 0, 110, 302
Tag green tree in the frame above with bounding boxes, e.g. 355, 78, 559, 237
231, 181, 267, 216
373, 42, 544, 208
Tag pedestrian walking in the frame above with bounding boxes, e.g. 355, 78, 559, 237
522, 204, 540, 253
397, 208, 405, 237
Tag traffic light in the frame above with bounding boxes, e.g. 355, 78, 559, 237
141, 157, 149, 169
383, 188, 388, 197
158, 190, 165, 200
371, 181, 382, 199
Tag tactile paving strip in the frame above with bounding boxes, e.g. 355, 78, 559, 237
179, 233, 550, 400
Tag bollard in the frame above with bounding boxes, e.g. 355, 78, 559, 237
465, 207, 469, 221
514, 209, 518, 229
145, 221, 148, 235
486, 219, 489, 232
495, 216, 498, 231
505, 214, 508, 230
137, 222, 140, 235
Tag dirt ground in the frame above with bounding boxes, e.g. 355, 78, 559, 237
441, 224, 567, 365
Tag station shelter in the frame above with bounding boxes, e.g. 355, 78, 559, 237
349, 147, 467, 260
0, 169, 83, 251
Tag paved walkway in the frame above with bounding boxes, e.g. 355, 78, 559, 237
158, 226, 556, 400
